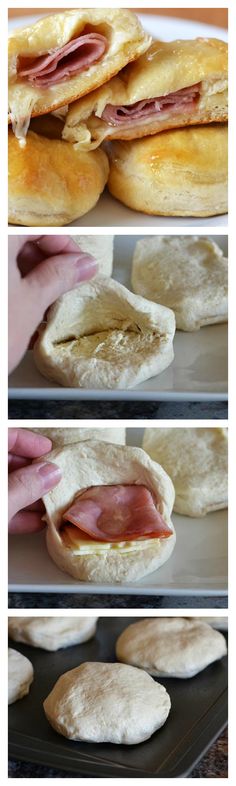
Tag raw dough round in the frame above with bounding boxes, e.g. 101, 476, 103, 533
116, 617, 227, 678
142, 427, 228, 516
131, 236, 228, 331
39, 440, 176, 583
43, 661, 171, 743
33, 276, 175, 389
8, 617, 98, 651
8, 648, 34, 704
30, 427, 126, 448
70, 235, 114, 277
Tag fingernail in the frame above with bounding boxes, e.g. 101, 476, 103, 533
37, 462, 62, 491
74, 253, 98, 282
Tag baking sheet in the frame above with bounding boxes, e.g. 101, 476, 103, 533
8, 617, 228, 778
8, 236, 228, 402
8, 14, 228, 228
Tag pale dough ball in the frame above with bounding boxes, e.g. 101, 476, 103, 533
8, 617, 98, 651
8, 648, 34, 704
43, 661, 171, 743
116, 617, 227, 678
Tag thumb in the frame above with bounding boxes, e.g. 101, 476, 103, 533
24, 249, 98, 328
8, 461, 61, 522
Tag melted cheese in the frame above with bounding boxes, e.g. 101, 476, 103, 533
62, 527, 160, 555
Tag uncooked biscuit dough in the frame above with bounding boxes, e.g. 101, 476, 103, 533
70, 236, 114, 277
37, 440, 176, 583
43, 661, 171, 743
131, 236, 228, 331
8, 617, 98, 651
33, 276, 175, 389
143, 427, 228, 516
197, 617, 228, 630
116, 617, 227, 678
8, 648, 34, 704
30, 427, 126, 448
9, 9, 151, 142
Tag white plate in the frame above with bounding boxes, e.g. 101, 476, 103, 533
8, 427, 228, 596
8, 14, 228, 228
9, 235, 228, 402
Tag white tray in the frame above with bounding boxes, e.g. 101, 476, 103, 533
8, 14, 228, 228
8, 510, 227, 596
8, 428, 228, 596
8, 236, 228, 402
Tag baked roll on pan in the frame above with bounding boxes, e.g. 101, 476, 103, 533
64, 38, 228, 149
8, 128, 109, 226
9, 8, 150, 141
108, 124, 228, 217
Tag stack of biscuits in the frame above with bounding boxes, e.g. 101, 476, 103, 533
8, 8, 228, 226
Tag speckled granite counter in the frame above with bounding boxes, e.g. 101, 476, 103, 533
8, 593, 227, 609
8, 399, 228, 420
8, 728, 228, 778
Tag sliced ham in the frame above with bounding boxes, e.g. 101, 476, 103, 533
17, 33, 107, 88
102, 83, 201, 125
62, 484, 172, 542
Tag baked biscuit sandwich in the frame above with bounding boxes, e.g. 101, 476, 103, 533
64, 38, 228, 149
9, 8, 151, 143
108, 124, 228, 217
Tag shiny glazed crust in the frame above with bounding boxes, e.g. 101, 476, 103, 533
8, 129, 109, 226
107, 124, 228, 217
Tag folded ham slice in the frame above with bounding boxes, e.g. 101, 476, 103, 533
62, 484, 172, 542
17, 33, 107, 88
102, 83, 201, 125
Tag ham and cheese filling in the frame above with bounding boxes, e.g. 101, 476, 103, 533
61, 484, 172, 544
101, 83, 201, 126
17, 33, 107, 88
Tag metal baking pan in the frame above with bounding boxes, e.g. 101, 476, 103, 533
8, 617, 228, 778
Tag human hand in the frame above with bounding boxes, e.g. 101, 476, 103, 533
8, 235, 98, 372
8, 428, 61, 534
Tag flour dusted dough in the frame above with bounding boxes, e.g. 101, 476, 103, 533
108, 125, 228, 217
70, 236, 114, 277
143, 427, 228, 516
33, 276, 175, 389
30, 427, 126, 448
64, 38, 227, 149
8, 648, 34, 704
116, 618, 227, 678
8, 617, 98, 651
197, 617, 228, 630
43, 661, 171, 743
131, 236, 228, 331
9, 9, 151, 140
37, 440, 175, 583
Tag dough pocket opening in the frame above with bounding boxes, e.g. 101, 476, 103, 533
52, 322, 163, 362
